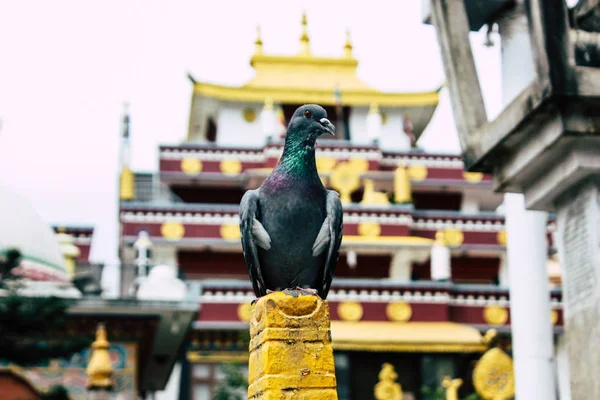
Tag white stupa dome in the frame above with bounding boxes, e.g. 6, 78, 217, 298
0, 187, 69, 282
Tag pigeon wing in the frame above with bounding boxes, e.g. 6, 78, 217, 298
240, 189, 270, 297
313, 190, 343, 299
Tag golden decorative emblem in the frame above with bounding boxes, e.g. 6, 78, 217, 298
497, 230, 507, 246
407, 164, 428, 181
374, 363, 403, 400
358, 221, 381, 237
337, 301, 363, 321
439, 228, 464, 246
386, 302, 412, 322
347, 158, 369, 173
483, 305, 509, 326
237, 303, 253, 322
473, 347, 515, 400
220, 224, 241, 241
316, 156, 337, 173
220, 159, 242, 175
551, 309, 559, 325
181, 158, 202, 175
161, 222, 185, 241
463, 171, 484, 183
330, 162, 361, 203
243, 108, 257, 123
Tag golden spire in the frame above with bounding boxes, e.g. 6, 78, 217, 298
254, 26, 263, 54
344, 30, 353, 58
374, 363, 403, 400
299, 12, 311, 55
86, 323, 113, 391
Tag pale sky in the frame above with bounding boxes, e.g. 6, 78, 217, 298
0, 1, 503, 264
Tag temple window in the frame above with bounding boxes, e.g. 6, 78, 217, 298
206, 117, 217, 142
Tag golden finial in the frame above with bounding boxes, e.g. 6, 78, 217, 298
86, 323, 113, 391
263, 97, 274, 111
255, 26, 263, 54
368, 102, 380, 115
299, 12, 311, 55
374, 363, 403, 400
344, 29, 353, 58
442, 376, 463, 400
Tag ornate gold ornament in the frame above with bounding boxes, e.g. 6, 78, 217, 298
407, 164, 428, 181
361, 179, 390, 205
181, 158, 203, 175
316, 156, 337, 173
237, 303, 253, 322
220, 159, 242, 175
374, 363, 403, 400
442, 376, 463, 400
243, 108, 257, 123
330, 161, 361, 203
347, 158, 369, 173
463, 171, 484, 183
483, 305, 509, 326
220, 224, 241, 240
473, 347, 515, 400
497, 230, 507, 246
440, 228, 464, 247
358, 221, 381, 237
161, 222, 185, 241
386, 302, 412, 322
337, 301, 363, 321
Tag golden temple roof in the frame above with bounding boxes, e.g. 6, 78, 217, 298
193, 14, 440, 107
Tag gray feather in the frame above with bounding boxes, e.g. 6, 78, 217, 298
252, 218, 272, 250
312, 217, 330, 256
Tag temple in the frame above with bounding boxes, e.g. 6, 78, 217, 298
113, 14, 564, 400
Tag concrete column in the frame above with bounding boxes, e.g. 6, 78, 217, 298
498, 2, 556, 398
554, 179, 600, 398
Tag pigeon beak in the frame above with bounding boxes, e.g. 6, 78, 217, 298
319, 118, 336, 136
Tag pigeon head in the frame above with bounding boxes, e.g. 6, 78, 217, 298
286, 105, 336, 147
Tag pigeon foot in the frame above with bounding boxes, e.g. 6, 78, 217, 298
293, 286, 318, 295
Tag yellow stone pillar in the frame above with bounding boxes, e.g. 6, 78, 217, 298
248, 291, 338, 400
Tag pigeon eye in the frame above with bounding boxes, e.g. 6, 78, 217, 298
304, 110, 312, 119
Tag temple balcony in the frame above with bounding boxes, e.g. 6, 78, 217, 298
184, 278, 564, 334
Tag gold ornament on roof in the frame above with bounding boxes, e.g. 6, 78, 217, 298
220, 159, 242, 175
220, 223, 241, 241
497, 230, 507, 246
254, 26, 263, 54
316, 156, 337, 173
161, 222, 185, 241
386, 302, 412, 322
299, 12, 311, 55
393, 165, 412, 204
237, 303, 253, 322
119, 166, 135, 200
330, 161, 361, 203
337, 301, 363, 321
181, 158, 202, 175
483, 305, 508, 326
344, 30, 353, 58
86, 323, 113, 391
361, 179, 390, 205
407, 164, 428, 181
442, 376, 463, 400
358, 221, 381, 237
472, 347, 515, 400
438, 228, 464, 247
243, 108, 257, 123
374, 363, 403, 400
463, 171, 484, 183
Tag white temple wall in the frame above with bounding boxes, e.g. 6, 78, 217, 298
216, 101, 264, 147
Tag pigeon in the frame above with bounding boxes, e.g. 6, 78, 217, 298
239, 104, 343, 300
